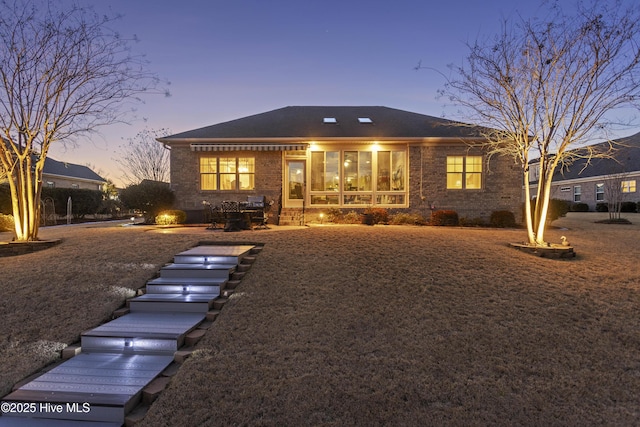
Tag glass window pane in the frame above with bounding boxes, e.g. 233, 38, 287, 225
219, 158, 236, 173
466, 156, 482, 173
200, 157, 217, 173
239, 174, 254, 190
220, 174, 235, 190
466, 173, 482, 189
377, 151, 390, 191
326, 151, 339, 191
200, 157, 217, 190
201, 174, 217, 190
360, 151, 372, 191
344, 151, 358, 191
238, 157, 254, 173
311, 152, 324, 191
447, 173, 463, 189
391, 151, 405, 191
447, 156, 464, 172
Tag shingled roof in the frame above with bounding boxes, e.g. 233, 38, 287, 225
554, 132, 640, 181
158, 106, 486, 142
43, 157, 106, 182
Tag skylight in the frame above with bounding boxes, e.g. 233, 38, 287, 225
358, 117, 373, 124
323, 117, 337, 124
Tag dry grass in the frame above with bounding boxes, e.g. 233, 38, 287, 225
1, 214, 640, 426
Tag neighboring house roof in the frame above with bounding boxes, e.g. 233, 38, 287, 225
158, 106, 487, 142
552, 132, 640, 181
43, 157, 106, 183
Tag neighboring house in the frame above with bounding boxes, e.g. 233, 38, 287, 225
158, 106, 522, 224
529, 132, 640, 210
42, 157, 106, 191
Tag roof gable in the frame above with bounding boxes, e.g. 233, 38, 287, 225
159, 106, 486, 141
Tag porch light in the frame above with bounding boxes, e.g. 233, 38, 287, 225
319, 213, 324, 224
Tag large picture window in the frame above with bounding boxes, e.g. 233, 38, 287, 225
310, 148, 406, 206
447, 156, 482, 189
200, 156, 255, 191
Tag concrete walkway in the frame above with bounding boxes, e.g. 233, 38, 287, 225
0, 244, 261, 426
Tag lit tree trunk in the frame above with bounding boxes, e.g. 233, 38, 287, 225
534, 168, 555, 245
0, 1, 162, 241
523, 167, 536, 245
437, 1, 640, 249
6, 155, 41, 241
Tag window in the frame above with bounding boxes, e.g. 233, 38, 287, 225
71, 184, 79, 189
358, 117, 373, 124
447, 156, 482, 189
343, 151, 372, 191
596, 183, 604, 201
323, 117, 337, 124
199, 157, 255, 191
309, 148, 406, 206
574, 185, 581, 202
310, 151, 340, 191
377, 150, 405, 191
622, 180, 637, 193
560, 186, 571, 192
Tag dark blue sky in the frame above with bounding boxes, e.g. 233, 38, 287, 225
50, 0, 640, 184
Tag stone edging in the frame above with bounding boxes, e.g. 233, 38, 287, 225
0, 239, 63, 257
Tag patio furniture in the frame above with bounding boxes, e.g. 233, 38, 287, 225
221, 201, 244, 232
244, 196, 269, 229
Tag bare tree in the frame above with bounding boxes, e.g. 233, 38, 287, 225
119, 128, 171, 185
0, 0, 164, 241
603, 171, 630, 220
439, 0, 640, 246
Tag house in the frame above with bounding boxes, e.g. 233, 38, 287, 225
157, 106, 522, 224
42, 156, 107, 191
530, 132, 640, 210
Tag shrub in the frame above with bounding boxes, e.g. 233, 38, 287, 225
523, 198, 571, 224
41, 187, 103, 218
596, 203, 608, 212
431, 210, 459, 226
120, 181, 175, 223
490, 210, 516, 228
155, 210, 187, 225
370, 208, 389, 224
325, 208, 343, 223
621, 201, 637, 213
0, 185, 11, 214
549, 199, 571, 220
388, 212, 425, 225
0, 213, 14, 231
571, 202, 589, 212
342, 211, 361, 224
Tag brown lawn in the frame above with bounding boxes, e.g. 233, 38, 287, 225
1, 213, 639, 426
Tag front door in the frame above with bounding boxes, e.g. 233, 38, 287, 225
285, 160, 305, 208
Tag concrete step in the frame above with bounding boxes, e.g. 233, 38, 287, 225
147, 276, 227, 287
173, 245, 254, 265
159, 263, 236, 279
145, 281, 223, 295
0, 353, 173, 425
128, 293, 218, 313
81, 312, 204, 355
